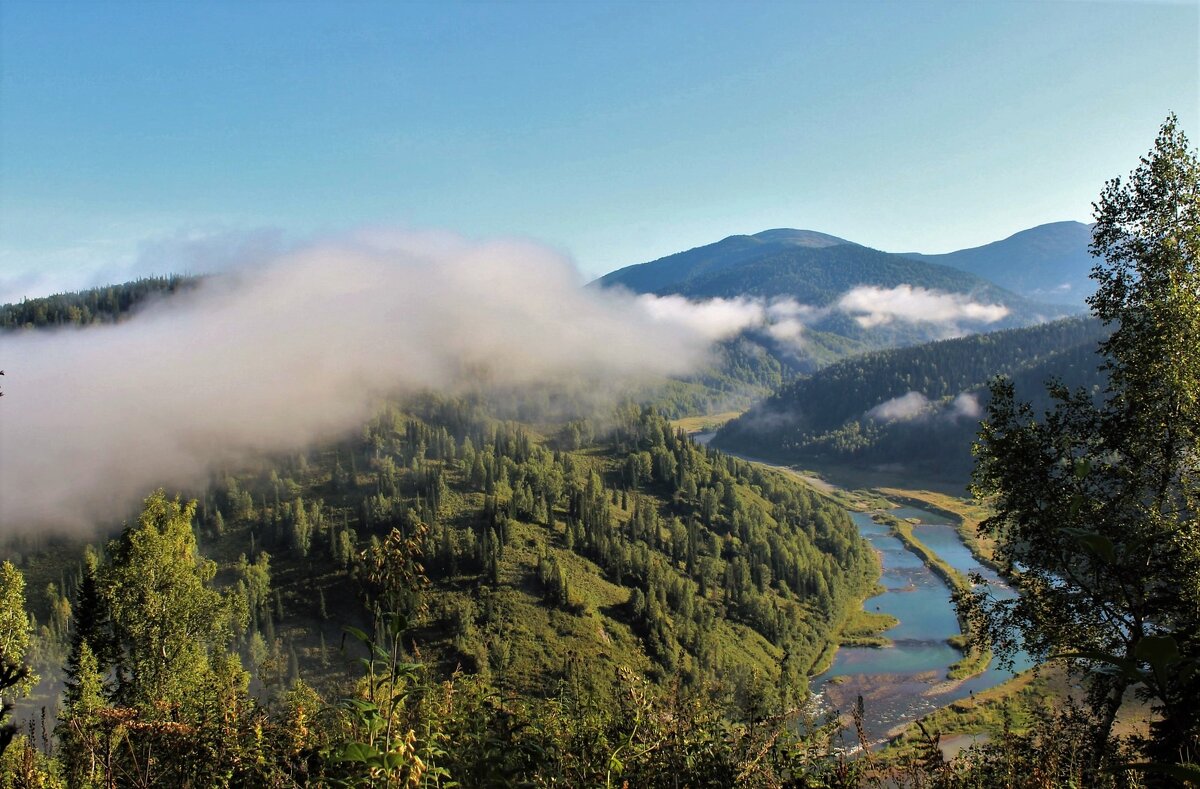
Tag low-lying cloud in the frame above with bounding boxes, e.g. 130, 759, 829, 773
864, 390, 983, 423
865, 391, 933, 422
635, 285, 1009, 349
637, 294, 768, 341
950, 392, 982, 419
635, 295, 819, 348
0, 231, 721, 533
837, 285, 1009, 329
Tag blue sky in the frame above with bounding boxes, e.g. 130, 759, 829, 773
1, 1, 1196, 295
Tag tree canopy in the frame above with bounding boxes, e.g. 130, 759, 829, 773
971, 114, 1200, 777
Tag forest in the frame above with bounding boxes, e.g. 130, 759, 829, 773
0, 395, 901, 786
714, 316, 1109, 479
0, 277, 198, 331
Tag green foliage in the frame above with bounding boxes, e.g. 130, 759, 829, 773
0, 275, 196, 330
0, 562, 36, 698
101, 491, 247, 711
0, 563, 34, 760
325, 608, 455, 788
970, 115, 1200, 775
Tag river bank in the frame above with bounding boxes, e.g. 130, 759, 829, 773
688, 433, 1027, 746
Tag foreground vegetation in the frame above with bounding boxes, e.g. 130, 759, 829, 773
0, 398, 890, 785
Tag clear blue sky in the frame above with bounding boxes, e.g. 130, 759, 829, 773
1, 1, 1196, 293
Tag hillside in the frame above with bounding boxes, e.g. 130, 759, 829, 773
904, 221, 1096, 307
713, 316, 1109, 481
9, 395, 878, 720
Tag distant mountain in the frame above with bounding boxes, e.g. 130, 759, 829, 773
712, 316, 1109, 482
593, 229, 852, 295
595, 228, 1075, 358
647, 242, 1010, 305
903, 221, 1096, 306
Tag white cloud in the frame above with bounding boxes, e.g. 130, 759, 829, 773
0, 231, 719, 533
950, 392, 982, 419
864, 390, 984, 423
865, 391, 932, 422
837, 285, 1009, 328
636, 294, 767, 340
635, 294, 823, 349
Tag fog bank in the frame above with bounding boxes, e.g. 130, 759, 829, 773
0, 232, 714, 533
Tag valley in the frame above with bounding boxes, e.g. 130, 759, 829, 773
690, 433, 1031, 746
1, 169, 1195, 782
3, 7, 1195, 782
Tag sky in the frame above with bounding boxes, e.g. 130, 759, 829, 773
1, 0, 1197, 297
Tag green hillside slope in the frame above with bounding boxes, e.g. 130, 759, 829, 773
10, 396, 878, 720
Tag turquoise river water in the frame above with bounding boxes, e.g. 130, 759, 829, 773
812, 507, 1032, 744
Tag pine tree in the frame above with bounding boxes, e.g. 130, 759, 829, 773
63, 549, 110, 710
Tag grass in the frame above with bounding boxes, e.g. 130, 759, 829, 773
837, 608, 899, 648
875, 487, 1000, 569
882, 669, 1044, 759
669, 411, 743, 434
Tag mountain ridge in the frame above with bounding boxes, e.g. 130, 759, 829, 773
595, 221, 1093, 308
901, 220, 1096, 306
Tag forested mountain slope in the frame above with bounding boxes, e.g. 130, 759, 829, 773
595, 228, 1077, 358
593, 228, 851, 295
0, 275, 198, 330
598, 229, 1015, 305
903, 221, 1095, 307
713, 316, 1109, 480
10, 396, 877, 720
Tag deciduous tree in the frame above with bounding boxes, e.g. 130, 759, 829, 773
971, 115, 1200, 774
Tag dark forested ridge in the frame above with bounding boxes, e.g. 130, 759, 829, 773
0, 276, 197, 330
714, 316, 1109, 480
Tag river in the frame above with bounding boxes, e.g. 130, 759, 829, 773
692, 433, 1031, 744
812, 509, 1032, 744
